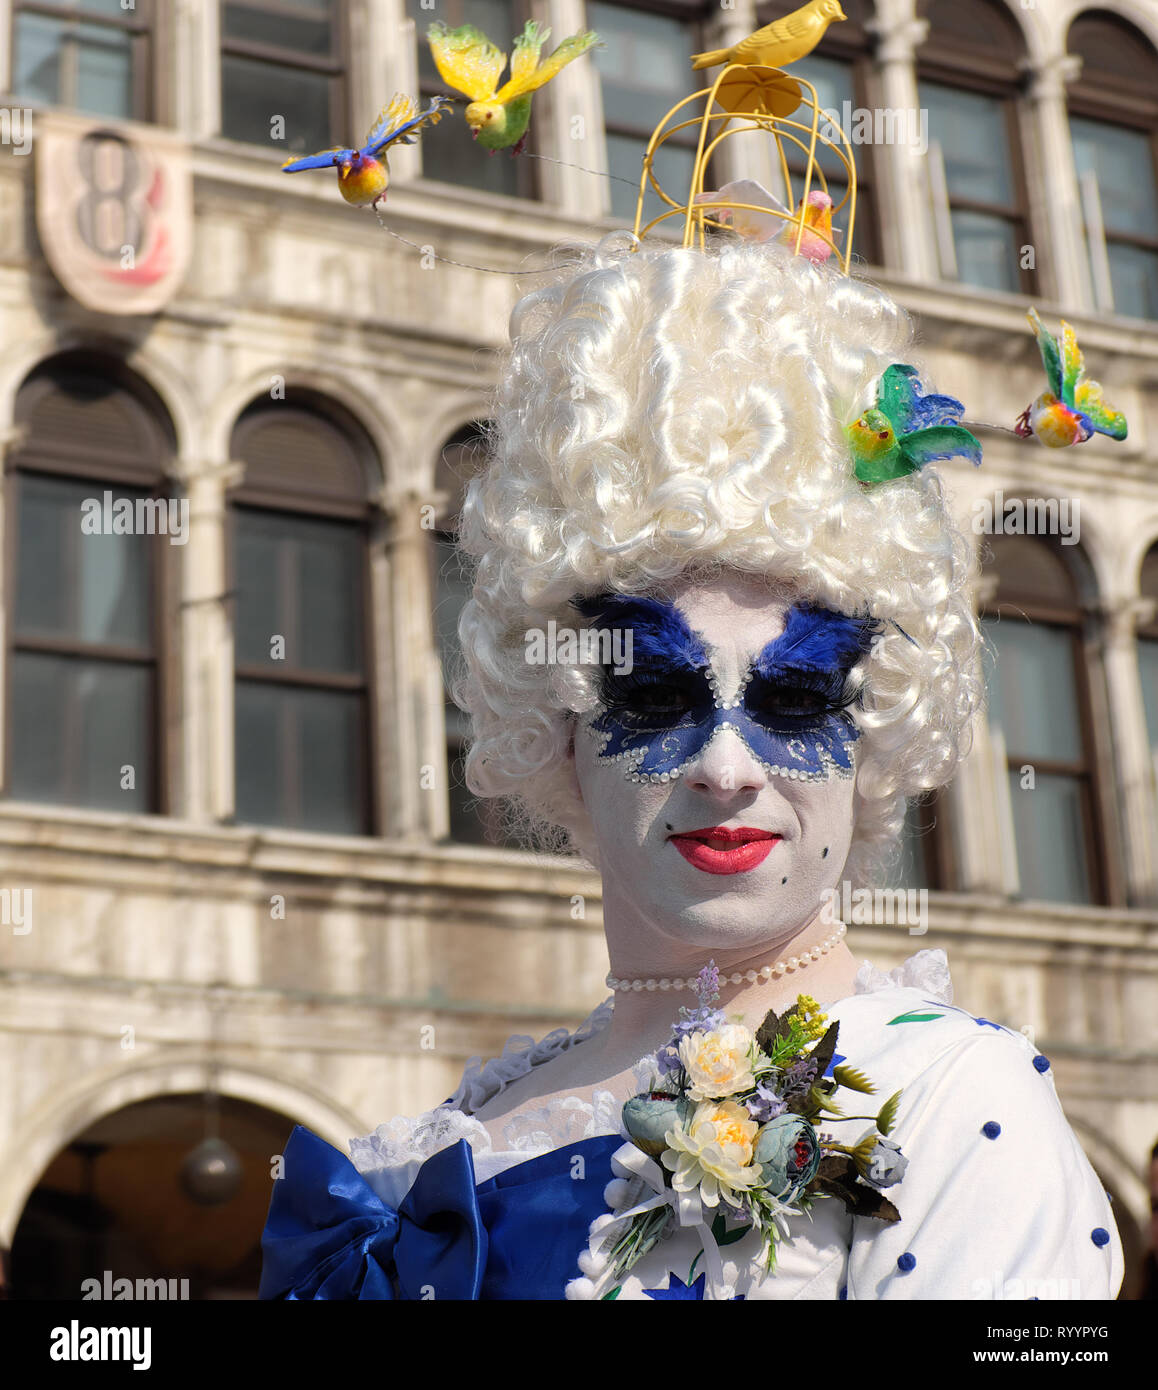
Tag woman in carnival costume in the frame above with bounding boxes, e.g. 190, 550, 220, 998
258, 226, 1123, 1301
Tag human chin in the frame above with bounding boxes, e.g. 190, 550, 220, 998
573, 725, 857, 948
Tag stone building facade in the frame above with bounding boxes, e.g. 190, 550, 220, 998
0, 0, 1156, 1298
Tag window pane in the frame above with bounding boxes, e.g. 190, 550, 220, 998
982, 618, 1083, 763
787, 53, 856, 181
420, 125, 523, 198
1071, 117, 1158, 239
9, 652, 151, 811
950, 209, 1020, 293
890, 799, 931, 890
1106, 242, 1158, 322
75, 21, 134, 118
415, 0, 514, 88
223, 2, 333, 57
1006, 769, 1091, 903
922, 82, 1014, 206
1139, 638, 1158, 753
235, 681, 365, 833
234, 511, 362, 673
590, 1, 697, 223
222, 54, 332, 153
13, 14, 66, 106
16, 476, 150, 648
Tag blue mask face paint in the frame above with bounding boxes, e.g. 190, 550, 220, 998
572, 593, 878, 786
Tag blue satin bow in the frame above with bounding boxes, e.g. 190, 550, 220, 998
260, 1126, 622, 1300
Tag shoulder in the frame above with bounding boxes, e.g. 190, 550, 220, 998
827, 956, 1123, 1300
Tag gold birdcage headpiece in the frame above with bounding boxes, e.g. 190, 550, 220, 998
630, 63, 856, 273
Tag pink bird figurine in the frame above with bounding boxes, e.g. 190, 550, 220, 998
1015, 308, 1127, 448
695, 180, 840, 263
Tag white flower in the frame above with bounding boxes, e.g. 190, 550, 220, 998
678, 1024, 758, 1101
661, 1100, 764, 1209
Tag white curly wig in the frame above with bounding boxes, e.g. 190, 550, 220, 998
454, 231, 983, 887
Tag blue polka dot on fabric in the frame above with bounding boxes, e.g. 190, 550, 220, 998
1091, 1228, 1110, 1248
839, 1285, 847, 1300
897, 1252, 917, 1272
982, 1121, 1002, 1139
1032, 1055, 1050, 1073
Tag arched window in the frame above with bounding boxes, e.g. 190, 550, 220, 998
755, 0, 879, 265
917, 0, 1034, 295
12, 0, 154, 121
414, 0, 538, 199
221, 0, 345, 155
1067, 11, 1158, 321
981, 534, 1109, 904
229, 393, 376, 835
6, 355, 176, 812
429, 422, 515, 846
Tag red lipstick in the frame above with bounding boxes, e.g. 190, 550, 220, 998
668, 825, 782, 875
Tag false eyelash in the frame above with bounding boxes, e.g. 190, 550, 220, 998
743, 667, 863, 723
596, 668, 712, 723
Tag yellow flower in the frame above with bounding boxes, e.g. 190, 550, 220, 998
661, 1100, 763, 1208
795, 994, 829, 1041
678, 1024, 758, 1101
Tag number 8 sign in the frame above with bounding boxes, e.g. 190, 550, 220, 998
36, 112, 191, 316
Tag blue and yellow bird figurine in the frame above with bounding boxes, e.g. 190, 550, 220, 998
427, 20, 600, 155
1014, 308, 1127, 448
281, 93, 452, 207
847, 364, 982, 486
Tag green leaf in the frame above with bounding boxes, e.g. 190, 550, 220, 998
710, 1212, 751, 1247
886, 1009, 945, 1025
831, 1063, 876, 1095
808, 1021, 840, 1078
601, 1284, 622, 1300
877, 1089, 902, 1136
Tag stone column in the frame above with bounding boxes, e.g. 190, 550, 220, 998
1089, 595, 1158, 906
1017, 52, 1092, 313
376, 489, 448, 841
865, 4, 935, 279
179, 459, 242, 825
172, 0, 220, 141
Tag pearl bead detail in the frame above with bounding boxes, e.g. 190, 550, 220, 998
605, 923, 848, 994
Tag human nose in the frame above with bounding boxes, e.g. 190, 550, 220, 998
682, 722, 769, 799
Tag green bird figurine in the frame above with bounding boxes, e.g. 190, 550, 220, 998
427, 19, 600, 155
846, 364, 982, 486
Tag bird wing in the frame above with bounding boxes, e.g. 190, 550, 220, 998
1027, 307, 1063, 400
503, 19, 552, 91
747, 9, 823, 46
493, 29, 600, 103
898, 425, 983, 470
876, 364, 921, 434
1059, 320, 1084, 409
426, 23, 507, 101
282, 147, 350, 172
1074, 379, 1128, 440
362, 94, 451, 156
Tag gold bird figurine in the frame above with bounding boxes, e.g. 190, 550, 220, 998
691, 0, 847, 72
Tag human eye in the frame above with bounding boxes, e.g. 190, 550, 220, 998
598, 668, 709, 725
743, 670, 856, 725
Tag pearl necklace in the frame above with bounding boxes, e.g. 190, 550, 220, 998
605, 923, 847, 994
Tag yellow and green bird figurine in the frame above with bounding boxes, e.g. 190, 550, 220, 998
847, 364, 982, 486
427, 19, 600, 155
690, 0, 846, 72
1014, 308, 1127, 448
281, 93, 451, 207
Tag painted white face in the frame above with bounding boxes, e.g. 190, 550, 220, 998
571, 574, 864, 956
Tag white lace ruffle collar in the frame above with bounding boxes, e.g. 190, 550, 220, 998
349, 950, 952, 1207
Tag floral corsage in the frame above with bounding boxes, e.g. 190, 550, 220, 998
610, 963, 906, 1285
